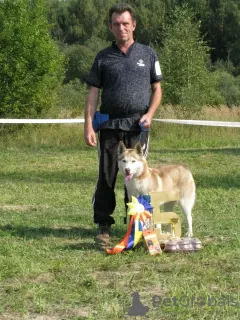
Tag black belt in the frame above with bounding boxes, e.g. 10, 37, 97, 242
109, 112, 145, 120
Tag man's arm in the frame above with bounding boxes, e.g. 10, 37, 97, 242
84, 86, 100, 147
139, 81, 162, 129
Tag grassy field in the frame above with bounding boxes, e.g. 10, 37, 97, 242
0, 107, 239, 319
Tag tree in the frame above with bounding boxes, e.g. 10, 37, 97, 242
177, 0, 240, 76
0, 0, 64, 118
63, 44, 96, 83
160, 5, 221, 114
132, 0, 167, 46
214, 70, 240, 106
48, 0, 114, 45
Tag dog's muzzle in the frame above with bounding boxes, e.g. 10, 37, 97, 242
124, 168, 133, 181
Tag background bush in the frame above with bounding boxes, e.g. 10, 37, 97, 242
0, 0, 65, 119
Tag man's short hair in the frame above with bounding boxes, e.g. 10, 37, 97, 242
109, 2, 136, 24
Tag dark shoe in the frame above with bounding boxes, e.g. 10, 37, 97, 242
95, 224, 111, 250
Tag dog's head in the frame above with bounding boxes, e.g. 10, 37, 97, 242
118, 141, 144, 181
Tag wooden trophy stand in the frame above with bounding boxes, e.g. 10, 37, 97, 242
149, 190, 181, 241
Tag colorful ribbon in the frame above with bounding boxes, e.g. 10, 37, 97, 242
106, 196, 152, 254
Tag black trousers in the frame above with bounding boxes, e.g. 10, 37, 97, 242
92, 129, 149, 225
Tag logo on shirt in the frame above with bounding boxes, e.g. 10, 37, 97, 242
137, 59, 145, 67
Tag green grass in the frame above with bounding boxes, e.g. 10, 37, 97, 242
0, 122, 239, 319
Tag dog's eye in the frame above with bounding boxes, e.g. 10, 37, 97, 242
132, 160, 136, 163
122, 160, 126, 163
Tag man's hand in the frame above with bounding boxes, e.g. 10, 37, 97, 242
84, 126, 97, 147
84, 86, 100, 147
139, 114, 152, 130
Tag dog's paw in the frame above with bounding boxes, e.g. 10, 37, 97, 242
186, 232, 193, 238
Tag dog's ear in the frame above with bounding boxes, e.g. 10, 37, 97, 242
135, 142, 143, 156
118, 141, 126, 155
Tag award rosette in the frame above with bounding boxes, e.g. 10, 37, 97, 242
106, 196, 152, 254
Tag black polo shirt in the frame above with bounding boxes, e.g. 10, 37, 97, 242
86, 41, 162, 130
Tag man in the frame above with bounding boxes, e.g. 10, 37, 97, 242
84, 3, 162, 248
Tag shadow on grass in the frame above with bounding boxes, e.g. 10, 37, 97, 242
0, 224, 125, 239
0, 171, 96, 184
0, 224, 96, 239
0, 224, 128, 252
0, 223, 127, 252
62, 225, 129, 252
148, 147, 240, 189
194, 173, 240, 189
150, 147, 240, 156
0, 168, 239, 189
63, 242, 99, 251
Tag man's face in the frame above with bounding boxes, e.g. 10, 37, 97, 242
109, 11, 136, 44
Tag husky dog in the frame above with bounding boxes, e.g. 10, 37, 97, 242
118, 141, 196, 237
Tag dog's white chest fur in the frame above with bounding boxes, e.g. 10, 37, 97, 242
125, 174, 162, 198
125, 177, 150, 197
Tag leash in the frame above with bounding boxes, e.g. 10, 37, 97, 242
139, 120, 149, 142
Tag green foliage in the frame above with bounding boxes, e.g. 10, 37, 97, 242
179, 0, 240, 75
63, 44, 96, 83
214, 70, 240, 107
132, 0, 167, 45
84, 35, 110, 53
48, 0, 114, 44
0, 0, 65, 118
160, 6, 221, 115
55, 79, 88, 111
